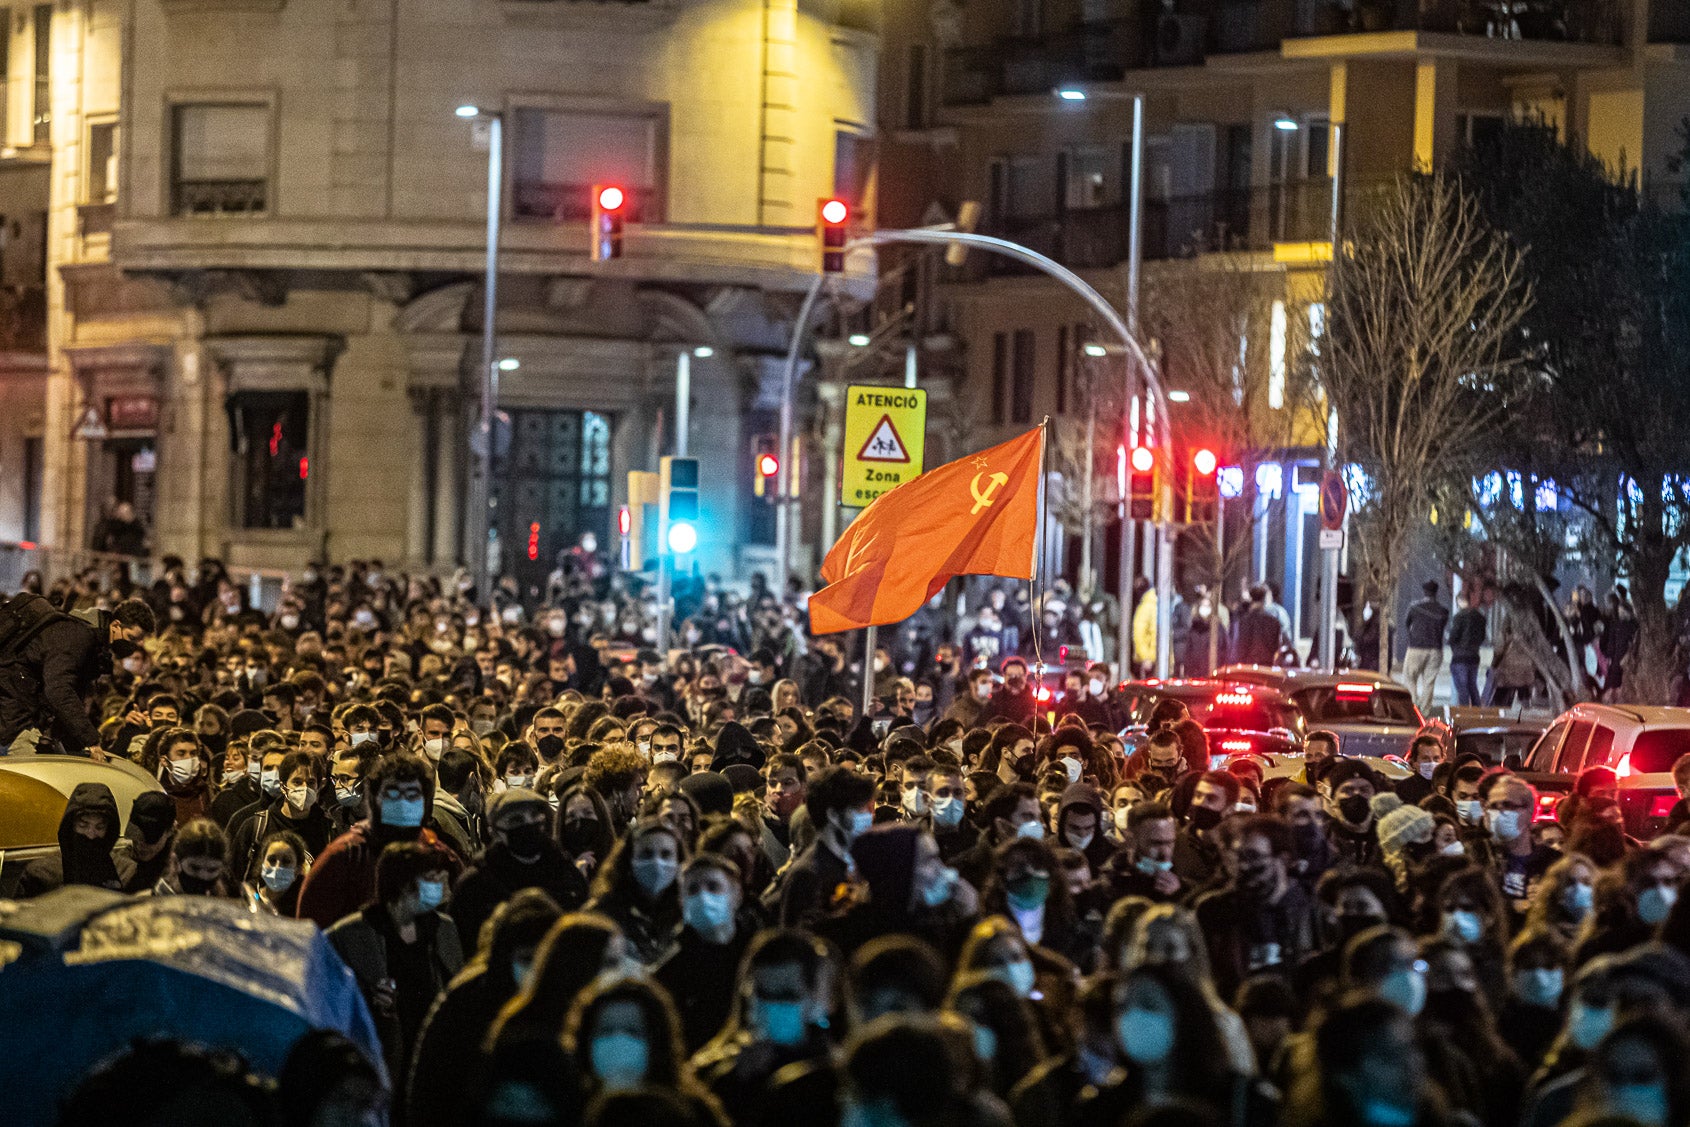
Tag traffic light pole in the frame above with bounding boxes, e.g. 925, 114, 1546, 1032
467, 110, 504, 605
1317, 122, 1346, 671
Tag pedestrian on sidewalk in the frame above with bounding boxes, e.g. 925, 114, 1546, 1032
1448, 589, 1487, 707
1401, 580, 1450, 713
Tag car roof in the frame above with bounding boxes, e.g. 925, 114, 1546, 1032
1557, 704, 1690, 728
1215, 666, 1413, 692
0, 755, 164, 848
1127, 679, 1291, 700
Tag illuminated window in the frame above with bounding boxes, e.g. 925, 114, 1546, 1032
230, 391, 310, 529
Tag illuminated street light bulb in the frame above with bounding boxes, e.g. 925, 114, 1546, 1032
1167, 389, 1190, 402
496, 357, 520, 371
1130, 446, 1155, 473
454, 104, 481, 118
693, 346, 714, 358
1274, 115, 1299, 131
820, 199, 849, 225
1083, 343, 1108, 358
848, 333, 871, 347
1057, 88, 1087, 101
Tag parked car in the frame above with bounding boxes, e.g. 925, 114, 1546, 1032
1120, 679, 1306, 763
1517, 704, 1690, 837
1214, 666, 1424, 760
0, 755, 163, 897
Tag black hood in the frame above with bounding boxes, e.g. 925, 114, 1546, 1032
57, 782, 124, 888
711, 722, 766, 771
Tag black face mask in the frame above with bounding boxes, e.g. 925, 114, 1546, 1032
536, 735, 565, 761
561, 818, 600, 855
179, 872, 220, 895
1188, 805, 1223, 832
201, 733, 227, 756
1238, 861, 1279, 897
1338, 795, 1373, 825
1006, 677, 1026, 693
501, 822, 549, 862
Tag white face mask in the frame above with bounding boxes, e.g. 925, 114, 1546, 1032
1089, 679, 1106, 697
285, 784, 316, 811
166, 758, 200, 785
902, 786, 929, 817
1060, 756, 1083, 783
421, 737, 447, 762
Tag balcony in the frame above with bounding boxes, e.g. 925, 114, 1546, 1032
173, 179, 268, 217
981, 178, 1340, 272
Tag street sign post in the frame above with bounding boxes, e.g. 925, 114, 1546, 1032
841, 384, 926, 508
72, 404, 108, 441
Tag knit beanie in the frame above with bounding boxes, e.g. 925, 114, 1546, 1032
1373, 792, 1434, 855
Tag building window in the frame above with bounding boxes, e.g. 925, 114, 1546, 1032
904, 44, 929, 130
991, 332, 1007, 424
512, 107, 662, 222
1011, 329, 1035, 423
1065, 147, 1109, 208
173, 104, 271, 216
834, 130, 876, 218
1056, 325, 1069, 414
230, 391, 310, 529
87, 121, 118, 204
32, 5, 49, 145
494, 409, 615, 591
22, 435, 41, 542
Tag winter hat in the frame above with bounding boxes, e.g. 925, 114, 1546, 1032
1323, 758, 1378, 794
677, 771, 735, 817
851, 823, 922, 913
722, 763, 764, 796
487, 787, 549, 822
127, 791, 177, 844
1373, 792, 1435, 855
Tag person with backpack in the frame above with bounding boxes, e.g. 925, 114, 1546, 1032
0, 594, 154, 756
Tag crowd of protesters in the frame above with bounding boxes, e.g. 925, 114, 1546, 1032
14, 553, 1690, 1127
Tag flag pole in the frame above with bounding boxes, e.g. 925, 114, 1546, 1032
861, 624, 877, 724
1030, 418, 1051, 700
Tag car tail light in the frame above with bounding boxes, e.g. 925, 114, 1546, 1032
1034, 686, 1052, 702
1535, 793, 1560, 822
1616, 752, 1633, 778
1215, 691, 1254, 706
1335, 682, 1374, 698
1220, 739, 1253, 753
1651, 794, 1678, 819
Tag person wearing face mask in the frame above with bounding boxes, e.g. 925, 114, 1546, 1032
1523, 853, 1599, 949
586, 818, 686, 965
1073, 963, 1258, 1127
656, 855, 755, 1052
1193, 816, 1323, 1001
245, 831, 309, 916
1172, 770, 1237, 887
1321, 759, 1384, 868
1433, 867, 1512, 1010
1571, 1014, 1690, 1127
326, 841, 465, 1082
1473, 772, 1558, 926
229, 750, 335, 882
295, 754, 465, 930
1396, 734, 1448, 807
821, 824, 977, 961
768, 766, 877, 928
114, 791, 179, 893
1576, 850, 1688, 965
154, 817, 233, 897
562, 978, 726, 1124
983, 838, 1093, 968
1417, 938, 1527, 1127
451, 788, 588, 951
983, 657, 1038, 726
694, 929, 837, 1125
922, 763, 979, 861
945, 668, 997, 728
407, 889, 564, 1127
1372, 792, 1437, 892
0, 592, 154, 758
1068, 662, 1123, 730
148, 728, 213, 825
1053, 783, 1114, 875
1282, 995, 1432, 1127
1292, 867, 1400, 1001
1497, 931, 1571, 1073
15, 781, 137, 896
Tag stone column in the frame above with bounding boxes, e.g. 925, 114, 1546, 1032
406, 389, 432, 565
432, 397, 462, 567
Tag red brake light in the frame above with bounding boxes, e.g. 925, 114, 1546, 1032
1215, 691, 1254, 706
1651, 795, 1678, 818
1034, 686, 1052, 702
1335, 682, 1374, 698
1220, 739, 1253, 753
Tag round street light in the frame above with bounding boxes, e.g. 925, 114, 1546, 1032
454, 104, 480, 118
597, 185, 626, 211
820, 199, 849, 225
667, 521, 698, 555
1130, 446, 1155, 473
1193, 448, 1218, 476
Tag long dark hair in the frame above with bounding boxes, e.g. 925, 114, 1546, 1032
564, 978, 690, 1091
485, 911, 622, 1055
1116, 963, 1236, 1097
980, 838, 1079, 942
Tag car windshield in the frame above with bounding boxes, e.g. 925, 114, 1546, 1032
1292, 686, 1420, 726
1631, 729, 1690, 775
1143, 690, 1300, 733
1457, 730, 1544, 766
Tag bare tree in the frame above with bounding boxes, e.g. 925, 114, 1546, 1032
1321, 174, 1533, 672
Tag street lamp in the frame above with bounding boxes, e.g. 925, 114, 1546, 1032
457, 103, 503, 603
847, 333, 871, 347
1056, 87, 1087, 101
1167, 389, 1190, 402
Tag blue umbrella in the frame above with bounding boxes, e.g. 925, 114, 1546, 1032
0, 892, 384, 1125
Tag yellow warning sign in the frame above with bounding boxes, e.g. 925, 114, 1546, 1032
842, 384, 926, 507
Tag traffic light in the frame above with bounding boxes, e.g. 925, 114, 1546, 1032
591, 184, 626, 261
624, 470, 660, 570
1128, 445, 1157, 521
660, 455, 699, 556
819, 198, 848, 274
1186, 447, 1220, 523
752, 435, 779, 499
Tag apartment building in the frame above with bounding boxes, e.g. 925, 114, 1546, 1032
877, 0, 1689, 637
0, 0, 878, 590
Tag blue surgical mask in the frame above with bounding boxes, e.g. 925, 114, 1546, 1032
1610, 1084, 1670, 1127
590, 1033, 648, 1090
1116, 1008, 1176, 1065
1638, 885, 1677, 926
350, 731, 377, 747
381, 796, 425, 828
996, 958, 1036, 998
260, 864, 296, 893
1486, 808, 1524, 842
931, 795, 965, 829
416, 879, 445, 911
1015, 819, 1045, 840
1444, 909, 1484, 944
1379, 968, 1426, 1016
920, 866, 959, 908
1569, 1000, 1614, 1049
632, 856, 678, 897
1512, 967, 1563, 1009
1455, 798, 1483, 825
846, 810, 874, 838
1564, 881, 1595, 918
260, 769, 281, 798
683, 889, 735, 933
755, 999, 809, 1046
1136, 856, 1173, 876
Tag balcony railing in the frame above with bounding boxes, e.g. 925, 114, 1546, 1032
511, 182, 661, 223
981, 179, 1343, 273
174, 179, 268, 217
942, 0, 1622, 102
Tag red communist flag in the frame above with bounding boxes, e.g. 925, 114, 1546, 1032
809, 426, 1044, 635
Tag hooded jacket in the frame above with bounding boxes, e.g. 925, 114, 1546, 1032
1055, 783, 1117, 872
113, 790, 177, 892
18, 782, 136, 896
711, 722, 766, 772
0, 598, 108, 750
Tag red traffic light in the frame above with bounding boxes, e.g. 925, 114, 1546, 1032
1130, 446, 1155, 473
1193, 448, 1218, 476
757, 453, 780, 477
597, 185, 626, 211
820, 198, 848, 225
617, 505, 632, 536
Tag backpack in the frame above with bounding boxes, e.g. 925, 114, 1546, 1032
0, 593, 71, 661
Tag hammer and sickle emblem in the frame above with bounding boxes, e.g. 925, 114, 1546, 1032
970, 471, 1009, 514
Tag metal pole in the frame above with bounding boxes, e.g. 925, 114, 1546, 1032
775, 274, 827, 594
861, 623, 878, 721
675, 350, 691, 458
657, 553, 671, 654
1120, 92, 1145, 677
904, 340, 918, 389
470, 112, 504, 603
1209, 499, 1224, 674
1318, 122, 1345, 670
